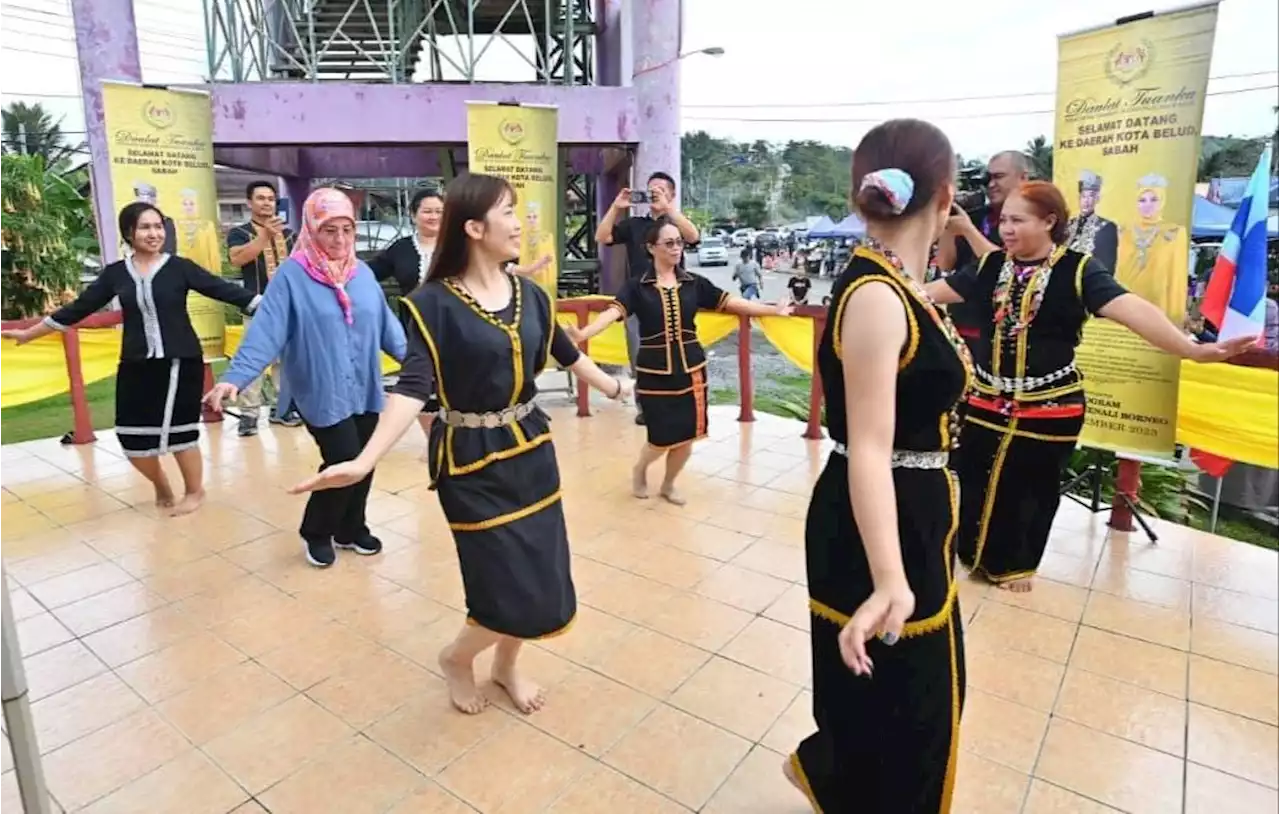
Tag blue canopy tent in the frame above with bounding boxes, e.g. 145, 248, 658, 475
1190, 194, 1280, 240
828, 214, 866, 238
806, 215, 838, 239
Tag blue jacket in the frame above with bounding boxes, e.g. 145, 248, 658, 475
222, 258, 407, 428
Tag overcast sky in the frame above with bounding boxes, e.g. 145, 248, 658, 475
2, 0, 1277, 159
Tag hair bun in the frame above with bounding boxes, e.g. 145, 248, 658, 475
853, 184, 900, 220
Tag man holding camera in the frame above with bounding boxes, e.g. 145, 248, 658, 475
935, 150, 1029, 343
225, 180, 301, 436
595, 171, 701, 424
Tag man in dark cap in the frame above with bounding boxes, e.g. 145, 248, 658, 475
1065, 169, 1119, 272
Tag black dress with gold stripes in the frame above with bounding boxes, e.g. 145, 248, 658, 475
608, 269, 730, 449
794, 248, 971, 813
943, 248, 1125, 584
395, 273, 583, 639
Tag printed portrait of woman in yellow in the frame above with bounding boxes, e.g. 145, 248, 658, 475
176, 188, 225, 274
1115, 174, 1189, 321
520, 200, 557, 297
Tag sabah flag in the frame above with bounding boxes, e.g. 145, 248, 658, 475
1201, 146, 1273, 342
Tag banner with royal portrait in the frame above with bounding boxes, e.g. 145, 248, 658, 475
1053, 3, 1219, 457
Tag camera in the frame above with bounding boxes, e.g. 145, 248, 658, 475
629, 190, 650, 204
954, 189, 986, 214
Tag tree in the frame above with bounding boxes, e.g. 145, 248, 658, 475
732, 195, 768, 228
2, 102, 83, 169
1197, 136, 1267, 181
1025, 136, 1053, 180
1, 154, 92, 319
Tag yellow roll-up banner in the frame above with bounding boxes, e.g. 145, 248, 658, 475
101, 82, 226, 359
1053, 4, 1217, 457
466, 102, 560, 304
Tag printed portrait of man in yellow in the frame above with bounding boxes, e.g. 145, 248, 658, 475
1115, 173, 1190, 322
175, 188, 225, 274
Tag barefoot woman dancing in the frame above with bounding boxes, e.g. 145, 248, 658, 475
925, 181, 1255, 593
2, 202, 259, 516
291, 173, 629, 714
568, 217, 791, 504
786, 120, 971, 813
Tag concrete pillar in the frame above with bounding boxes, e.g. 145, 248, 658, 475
595, 0, 625, 293
630, 0, 682, 205
70, 0, 142, 263
280, 176, 310, 230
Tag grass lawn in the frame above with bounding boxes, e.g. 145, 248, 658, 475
1, 361, 228, 446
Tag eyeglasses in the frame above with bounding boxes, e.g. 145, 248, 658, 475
656, 238, 685, 249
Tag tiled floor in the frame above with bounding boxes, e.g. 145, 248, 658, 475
1, 398, 1277, 814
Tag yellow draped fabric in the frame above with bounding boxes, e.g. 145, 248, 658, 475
1176, 361, 1278, 469
5, 307, 1274, 470
757, 315, 816, 373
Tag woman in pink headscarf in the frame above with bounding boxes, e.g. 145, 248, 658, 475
206, 188, 408, 568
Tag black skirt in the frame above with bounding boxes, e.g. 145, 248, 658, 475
433, 427, 576, 639
635, 368, 709, 449
795, 455, 965, 812
955, 399, 1086, 583
115, 358, 203, 458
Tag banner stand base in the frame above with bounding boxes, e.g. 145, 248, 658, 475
1059, 448, 1159, 545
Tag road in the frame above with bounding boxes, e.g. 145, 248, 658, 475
686, 251, 836, 304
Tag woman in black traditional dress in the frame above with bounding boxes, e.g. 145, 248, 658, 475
290, 173, 629, 715
568, 217, 791, 505
925, 180, 1254, 593
785, 120, 970, 813
3, 202, 259, 516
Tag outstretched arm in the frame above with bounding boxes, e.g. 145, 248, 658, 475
720, 295, 793, 317
1098, 293, 1257, 361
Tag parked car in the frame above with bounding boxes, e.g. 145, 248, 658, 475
731, 228, 755, 247
696, 237, 729, 266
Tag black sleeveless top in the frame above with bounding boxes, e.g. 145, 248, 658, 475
819, 249, 972, 452
943, 247, 1125, 402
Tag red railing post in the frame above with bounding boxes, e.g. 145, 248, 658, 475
736, 314, 754, 423
201, 363, 221, 423
575, 305, 591, 418
1109, 458, 1141, 531
61, 328, 96, 444
804, 312, 825, 440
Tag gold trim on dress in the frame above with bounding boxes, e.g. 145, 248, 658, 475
788, 752, 823, 814
969, 416, 1018, 569
964, 414, 1078, 443
831, 272, 919, 370
448, 489, 563, 532
939, 614, 960, 814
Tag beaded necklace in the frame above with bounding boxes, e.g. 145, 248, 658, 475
861, 238, 975, 450
992, 245, 1066, 338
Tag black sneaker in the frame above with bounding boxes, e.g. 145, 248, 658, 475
335, 534, 382, 556
270, 410, 303, 428
237, 415, 259, 437
304, 536, 336, 568
634, 412, 646, 426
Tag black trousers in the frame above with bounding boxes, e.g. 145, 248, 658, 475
300, 412, 377, 543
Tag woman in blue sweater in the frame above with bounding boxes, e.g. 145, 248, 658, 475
205, 187, 407, 567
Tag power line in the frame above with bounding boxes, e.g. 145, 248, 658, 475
684, 70, 1280, 110
685, 84, 1279, 124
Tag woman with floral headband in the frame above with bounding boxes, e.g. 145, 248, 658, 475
786, 119, 971, 813
206, 187, 407, 568
925, 180, 1254, 594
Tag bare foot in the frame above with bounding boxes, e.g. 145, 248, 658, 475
631, 464, 649, 499
153, 481, 175, 510
169, 490, 204, 516
782, 753, 804, 795
998, 578, 1033, 593
492, 667, 546, 714
658, 485, 686, 506
438, 646, 487, 714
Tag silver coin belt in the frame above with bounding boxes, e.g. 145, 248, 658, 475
438, 401, 535, 429
831, 445, 949, 470
974, 362, 1076, 394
